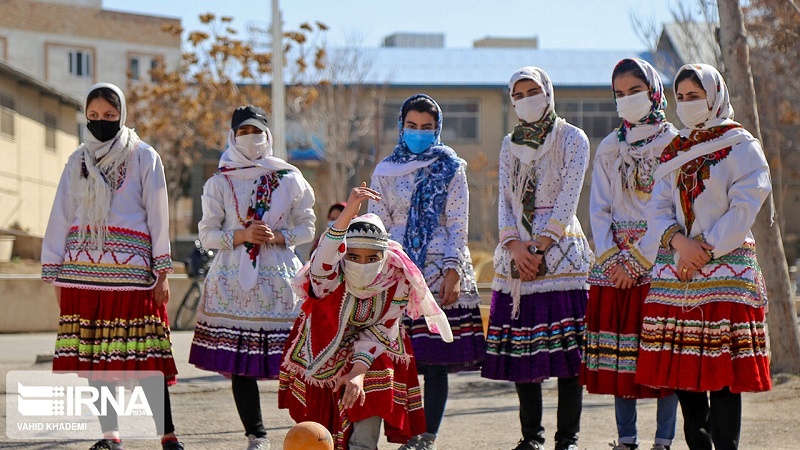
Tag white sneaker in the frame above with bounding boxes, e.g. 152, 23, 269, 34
398, 435, 421, 450
247, 435, 270, 450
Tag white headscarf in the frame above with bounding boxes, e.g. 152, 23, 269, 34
218, 128, 299, 178
69, 82, 140, 250
506, 66, 564, 165
673, 63, 738, 135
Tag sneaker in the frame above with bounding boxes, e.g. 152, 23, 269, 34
512, 439, 544, 450
555, 442, 578, 450
162, 441, 185, 450
417, 436, 437, 450
89, 440, 123, 450
610, 442, 638, 450
398, 435, 421, 450
650, 446, 670, 450
247, 434, 270, 450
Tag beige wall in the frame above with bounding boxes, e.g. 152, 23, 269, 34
0, 275, 192, 333
0, 73, 79, 237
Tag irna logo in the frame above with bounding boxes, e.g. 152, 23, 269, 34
17, 382, 153, 417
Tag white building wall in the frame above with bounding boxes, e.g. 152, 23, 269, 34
1, 28, 180, 99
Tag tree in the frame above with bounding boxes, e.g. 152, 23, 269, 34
716, 0, 800, 373
127, 13, 326, 236
288, 40, 385, 212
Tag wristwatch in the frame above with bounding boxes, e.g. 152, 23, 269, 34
528, 245, 545, 255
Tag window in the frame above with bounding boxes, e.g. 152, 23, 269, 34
129, 58, 140, 81
0, 93, 14, 138
382, 99, 480, 142
558, 99, 619, 140
45, 113, 57, 150
68, 50, 92, 78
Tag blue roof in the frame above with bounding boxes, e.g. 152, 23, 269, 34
348, 47, 659, 88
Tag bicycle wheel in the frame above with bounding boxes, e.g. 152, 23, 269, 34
174, 281, 202, 330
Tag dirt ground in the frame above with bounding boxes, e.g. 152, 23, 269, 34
1, 332, 799, 449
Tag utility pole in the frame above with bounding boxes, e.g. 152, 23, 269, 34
270, 0, 287, 160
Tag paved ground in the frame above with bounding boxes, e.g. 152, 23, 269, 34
1, 331, 799, 450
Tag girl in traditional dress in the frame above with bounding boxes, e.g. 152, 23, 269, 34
481, 67, 593, 450
189, 105, 315, 450
278, 184, 452, 450
370, 93, 486, 450
581, 58, 679, 450
636, 63, 772, 450
42, 83, 184, 450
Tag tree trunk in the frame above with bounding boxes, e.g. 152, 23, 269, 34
717, 0, 800, 373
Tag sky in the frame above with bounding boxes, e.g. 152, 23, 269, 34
102, 0, 683, 51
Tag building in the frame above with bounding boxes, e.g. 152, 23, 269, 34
352, 44, 671, 249
0, 59, 82, 239
383, 32, 445, 48
0, 0, 181, 99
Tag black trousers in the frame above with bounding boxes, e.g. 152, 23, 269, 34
516, 376, 582, 446
675, 388, 741, 450
91, 377, 175, 436
232, 375, 267, 438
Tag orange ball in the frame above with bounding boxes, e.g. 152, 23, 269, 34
284, 421, 334, 450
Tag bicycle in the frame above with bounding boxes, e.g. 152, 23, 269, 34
173, 240, 214, 331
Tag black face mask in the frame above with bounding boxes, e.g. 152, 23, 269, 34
86, 120, 121, 142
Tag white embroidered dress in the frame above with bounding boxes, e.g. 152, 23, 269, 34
42, 142, 173, 288
492, 120, 593, 297
370, 164, 480, 308
196, 170, 315, 331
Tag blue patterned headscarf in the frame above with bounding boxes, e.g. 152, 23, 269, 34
380, 94, 462, 269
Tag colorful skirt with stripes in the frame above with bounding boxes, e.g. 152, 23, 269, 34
481, 289, 587, 383
405, 304, 486, 371
53, 287, 178, 382
189, 320, 290, 379
634, 299, 771, 393
635, 243, 771, 393
278, 323, 425, 450
581, 284, 666, 398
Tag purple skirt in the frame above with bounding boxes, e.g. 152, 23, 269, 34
189, 320, 289, 379
405, 304, 486, 371
481, 289, 587, 383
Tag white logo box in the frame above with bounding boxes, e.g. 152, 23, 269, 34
6, 370, 165, 440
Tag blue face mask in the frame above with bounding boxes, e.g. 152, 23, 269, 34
402, 129, 436, 154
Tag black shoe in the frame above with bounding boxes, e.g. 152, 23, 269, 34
555, 441, 578, 450
512, 438, 544, 450
89, 439, 123, 450
162, 441, 185, 450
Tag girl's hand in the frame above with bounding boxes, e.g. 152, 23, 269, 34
439, 269, 461, 306
334, 182, 382, 229
507, 240, 541, 281
671, 234, 713, 282
153, 273, 170, 306
236, 220, 273, 246
609, 265, 636, 290
334, 365, 367, 409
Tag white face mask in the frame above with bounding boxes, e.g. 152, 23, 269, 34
616, 91, 652, 123
513, 94, 548, 123
676, 99, 711, 128
235, 132, 269, 160
343, 259, 384, 289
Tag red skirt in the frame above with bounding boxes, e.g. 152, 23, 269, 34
581, 284, 666, 398
279, 336, 425, 450
53, 287, 178, 382
634, 300, 771, 393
